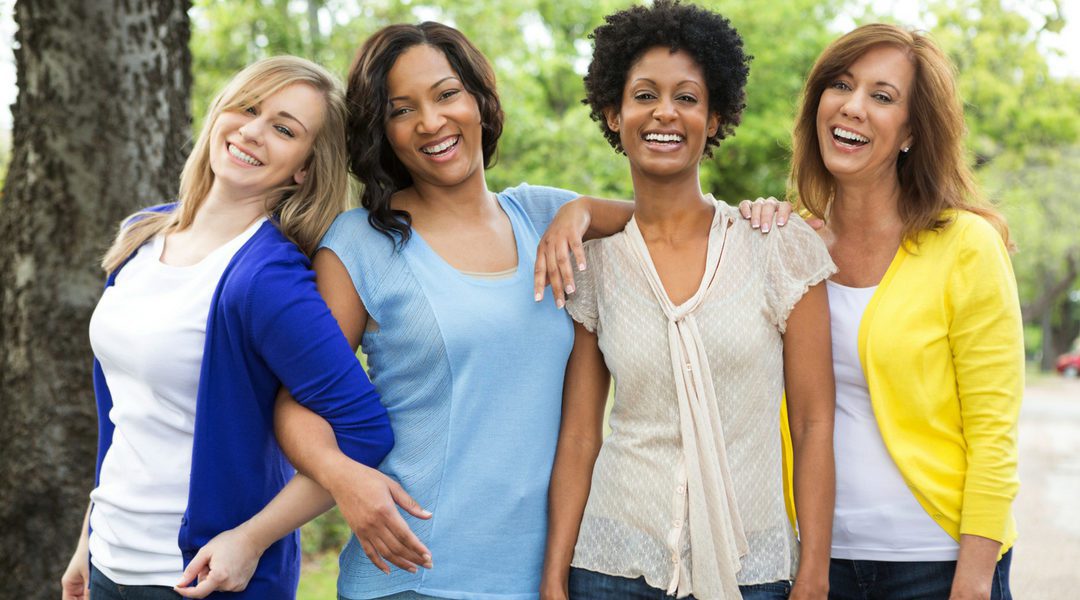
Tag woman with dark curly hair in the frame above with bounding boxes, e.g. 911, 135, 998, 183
541, 2, 836, 599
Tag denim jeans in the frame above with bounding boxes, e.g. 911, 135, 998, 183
568, 567, 791, 599
828, 549, 1012, 600
89, 565, 182, 600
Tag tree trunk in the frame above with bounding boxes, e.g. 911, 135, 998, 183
0, 1, 191, 595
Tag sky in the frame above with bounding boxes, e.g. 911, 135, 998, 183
1, 0, 1079, 133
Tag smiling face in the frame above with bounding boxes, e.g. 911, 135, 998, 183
383, 44, 485, 190
605, 47, 720, 181
816, 44, 915, 187
208, 82, 327, 200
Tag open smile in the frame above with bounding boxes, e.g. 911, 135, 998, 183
227, 143, 263, 166
420, 135, 460, 159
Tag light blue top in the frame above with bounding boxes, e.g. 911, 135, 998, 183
320, 184, 577, 600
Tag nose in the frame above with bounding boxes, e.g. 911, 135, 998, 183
417, 105, 447, 135
840, 93, 865, 121
237, 120, 263, 145
653, 97, 677, 123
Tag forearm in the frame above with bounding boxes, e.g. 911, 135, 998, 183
577, 197, 633, 240
275, 389, 358, 495
790, 421, 834, 580
542, 435, 602, 585
234, 473, 335, 551
950, 534, 1002, 599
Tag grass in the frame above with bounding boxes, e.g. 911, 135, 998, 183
298, 551, 339, 600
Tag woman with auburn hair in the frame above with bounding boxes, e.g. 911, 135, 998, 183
60, 56, 394, 600
786, 23, 1022, 599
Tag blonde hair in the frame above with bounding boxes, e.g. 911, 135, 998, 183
790, 23, 1011, 248
102, 56, 349, 272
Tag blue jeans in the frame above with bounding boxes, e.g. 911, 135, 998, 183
89, 565, 181, 600
568, 567, 791, 599
828, 549, 1013, 600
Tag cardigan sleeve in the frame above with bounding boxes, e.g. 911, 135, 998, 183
947, 217, 1024, 542
246, 257, 394, 467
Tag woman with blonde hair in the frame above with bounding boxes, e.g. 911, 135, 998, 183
59, 56, 394, 600
786, 23, 1022, 599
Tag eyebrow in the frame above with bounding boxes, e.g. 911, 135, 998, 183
276, 111, 309, 134
630, 77, 705, 89
388, 76, 462, 103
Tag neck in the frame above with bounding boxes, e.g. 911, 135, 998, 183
830, 175, 903, 240
407, 169, 494, 218
188, 182, 268, 237
630, 166, 713, 240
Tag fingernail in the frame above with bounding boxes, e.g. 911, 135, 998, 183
779, 219, 787, 226
556, 298, 565, 309
762, 224, 770, 233
752, 222, 760, 229
566, 283, 575, 294
534, 292, 542, 302
578, 262, 586, 271
420, 509, 432, 517
409, 567, 418, 574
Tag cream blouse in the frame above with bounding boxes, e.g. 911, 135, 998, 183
566, 199, 835, 599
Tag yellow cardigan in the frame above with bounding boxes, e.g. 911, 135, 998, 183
782, 209, 1024, 556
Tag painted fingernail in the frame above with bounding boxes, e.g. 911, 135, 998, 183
779, 219, 787, 226
578, 262, 586, 271
556, 298, 565, 309
420, 509, 432, 517
534, 292, 542, 302
566, 283, 575, 294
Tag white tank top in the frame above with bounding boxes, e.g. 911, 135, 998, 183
828, 280, 959, 561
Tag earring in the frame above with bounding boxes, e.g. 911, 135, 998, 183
901, 146, 910, 153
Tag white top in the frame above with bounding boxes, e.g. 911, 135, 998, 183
827, 280, 960, 561
566, 200, 836, 599
88, 218, 265, 585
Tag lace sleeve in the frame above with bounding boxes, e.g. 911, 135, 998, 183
763, 216, 837, 333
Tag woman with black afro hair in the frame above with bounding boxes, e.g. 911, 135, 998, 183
541, 2, 836, 599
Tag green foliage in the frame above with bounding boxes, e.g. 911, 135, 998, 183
300, 507, 352, 556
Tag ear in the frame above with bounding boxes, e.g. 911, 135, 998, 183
603, 106, 621, 133
707, 111, 721, 138
292, 167, 308, 185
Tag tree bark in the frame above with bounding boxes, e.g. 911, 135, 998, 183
0, 1, 191, 595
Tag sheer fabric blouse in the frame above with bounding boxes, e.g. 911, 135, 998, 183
565, 199, 835, 598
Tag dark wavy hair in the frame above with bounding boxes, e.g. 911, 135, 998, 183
346, 22, 504, 247
584, 0, 750, 157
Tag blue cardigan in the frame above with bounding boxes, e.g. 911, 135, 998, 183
92, 212, 393, 598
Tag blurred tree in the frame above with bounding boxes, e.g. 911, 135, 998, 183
0, 1, 191, 596
922, 0, 1080, 368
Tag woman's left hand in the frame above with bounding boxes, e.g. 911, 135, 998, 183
173, 526, 265, 598
737, 197, 796, 232
534, 198, 591, 310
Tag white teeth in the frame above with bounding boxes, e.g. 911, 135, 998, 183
644, 132, 684, 143
228, 144, 262, 166
833, 127, 869, 143
422, 136, 459, 154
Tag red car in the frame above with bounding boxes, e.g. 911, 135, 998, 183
1057, 351, 1080, 378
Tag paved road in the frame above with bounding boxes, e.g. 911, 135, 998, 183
1012, 375, 1080, 597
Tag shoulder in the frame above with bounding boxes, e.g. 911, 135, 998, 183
223, 223, 311, 295
499, 182, 578, 204
321, 207, 400, 262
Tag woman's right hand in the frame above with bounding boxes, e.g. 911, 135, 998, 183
60, 541, 90, 600
328, 459, 433, 574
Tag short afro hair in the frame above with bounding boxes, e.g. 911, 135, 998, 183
584, 0, 751, 157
